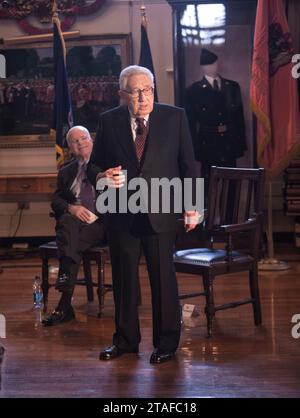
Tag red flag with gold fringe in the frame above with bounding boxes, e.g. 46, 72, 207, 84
250, 0, 300, 177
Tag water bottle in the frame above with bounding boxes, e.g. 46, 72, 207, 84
33, 276, 43, 310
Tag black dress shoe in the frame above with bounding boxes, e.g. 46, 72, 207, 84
150, 349, 175, 364
99, 345, 138, 360
42, 306, 75, 326
55, 273, 72, 292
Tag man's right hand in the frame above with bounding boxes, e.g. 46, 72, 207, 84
68, 204, 92, 223
97, 165, 125, 188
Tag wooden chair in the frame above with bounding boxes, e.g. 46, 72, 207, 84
174, 166, 266, 337
0, 345, 4, 391
39, 242, 112, 317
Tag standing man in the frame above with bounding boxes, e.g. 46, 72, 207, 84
88, 65, 199, 364
185, 48, 247, 199
43, 126, 106, 326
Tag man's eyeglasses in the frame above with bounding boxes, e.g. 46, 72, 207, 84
123, 86, 154, 98
69, 136, 90, 145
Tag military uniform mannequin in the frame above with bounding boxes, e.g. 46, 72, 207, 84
185, 49, 247, 198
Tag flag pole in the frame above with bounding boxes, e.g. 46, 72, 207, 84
51, 0, 74, 169
1, 31, 80, 46
141, 3, 146, 28
267, 180, 274, 259
258, 179, 290, 271
251, 0, 298, 271
138, 2, 158, 102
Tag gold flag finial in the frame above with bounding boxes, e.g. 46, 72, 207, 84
52, 0, 59, 19
140, 3, 147, 28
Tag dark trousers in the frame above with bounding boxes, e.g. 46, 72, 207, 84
108, 215, 181, 353
55, 214, 106, 307
56, 213, 105, 267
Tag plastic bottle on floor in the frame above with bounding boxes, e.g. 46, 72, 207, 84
33, 276, 43, 327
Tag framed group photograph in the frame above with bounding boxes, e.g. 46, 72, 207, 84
0, 34, 132, 148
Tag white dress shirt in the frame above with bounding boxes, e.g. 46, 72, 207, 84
130, 114, 150, 142
204, 75, 221, 90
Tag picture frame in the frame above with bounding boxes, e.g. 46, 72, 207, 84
167, 0, 257, 168
0, 34, 132, 149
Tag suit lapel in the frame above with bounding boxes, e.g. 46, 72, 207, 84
142, 104, 163, 171
66, 160, 79, 190
201, 76, 213, 91
112, 105, 164, 171
220, 77, 226, 93
113, 106, 139, 166
220, 77, 232, 103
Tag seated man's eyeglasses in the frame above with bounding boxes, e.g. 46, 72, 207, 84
69, 135, 90, 144
123, 87, 154, 98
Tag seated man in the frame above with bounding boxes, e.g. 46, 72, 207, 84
43, 126, 106, 326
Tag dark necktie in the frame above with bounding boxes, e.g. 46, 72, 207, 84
213, 79, 220, 91
135, 118, 148, 162
77, 165, 95, 213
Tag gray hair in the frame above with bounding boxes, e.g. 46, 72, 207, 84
66, 125, 91, 144
119, 65, 154, 91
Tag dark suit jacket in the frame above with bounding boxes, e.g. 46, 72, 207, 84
185, 76, 247, 163
88, 103, 197, 233
51, 159, 80, 218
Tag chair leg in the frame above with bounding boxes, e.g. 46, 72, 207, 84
82, 257, 94, 302
249, 264, 262, 326
202, 271, 215, 338
41, 256, 49, 313
137, 277, 142, 306
96, 254, 105, 318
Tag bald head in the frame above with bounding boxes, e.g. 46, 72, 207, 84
66, 126, 93, 162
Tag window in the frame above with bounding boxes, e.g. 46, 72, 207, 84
181, 4, 226, 46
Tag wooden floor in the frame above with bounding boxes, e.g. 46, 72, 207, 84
0, 253, 300, 398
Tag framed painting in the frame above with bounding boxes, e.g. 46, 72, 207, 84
0, 34, 132, 148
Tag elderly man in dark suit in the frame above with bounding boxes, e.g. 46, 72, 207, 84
88, 65, 199, 364
42, 126, 105, 326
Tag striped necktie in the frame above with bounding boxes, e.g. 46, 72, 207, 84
135, 118, 149, 162
76, 164, 95, 212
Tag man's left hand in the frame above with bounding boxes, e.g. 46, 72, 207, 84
184, 211, 200, 232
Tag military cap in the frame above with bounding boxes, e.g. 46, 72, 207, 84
200, 48, 218, 65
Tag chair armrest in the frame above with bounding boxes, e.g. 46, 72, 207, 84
219, 218, 258, 233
